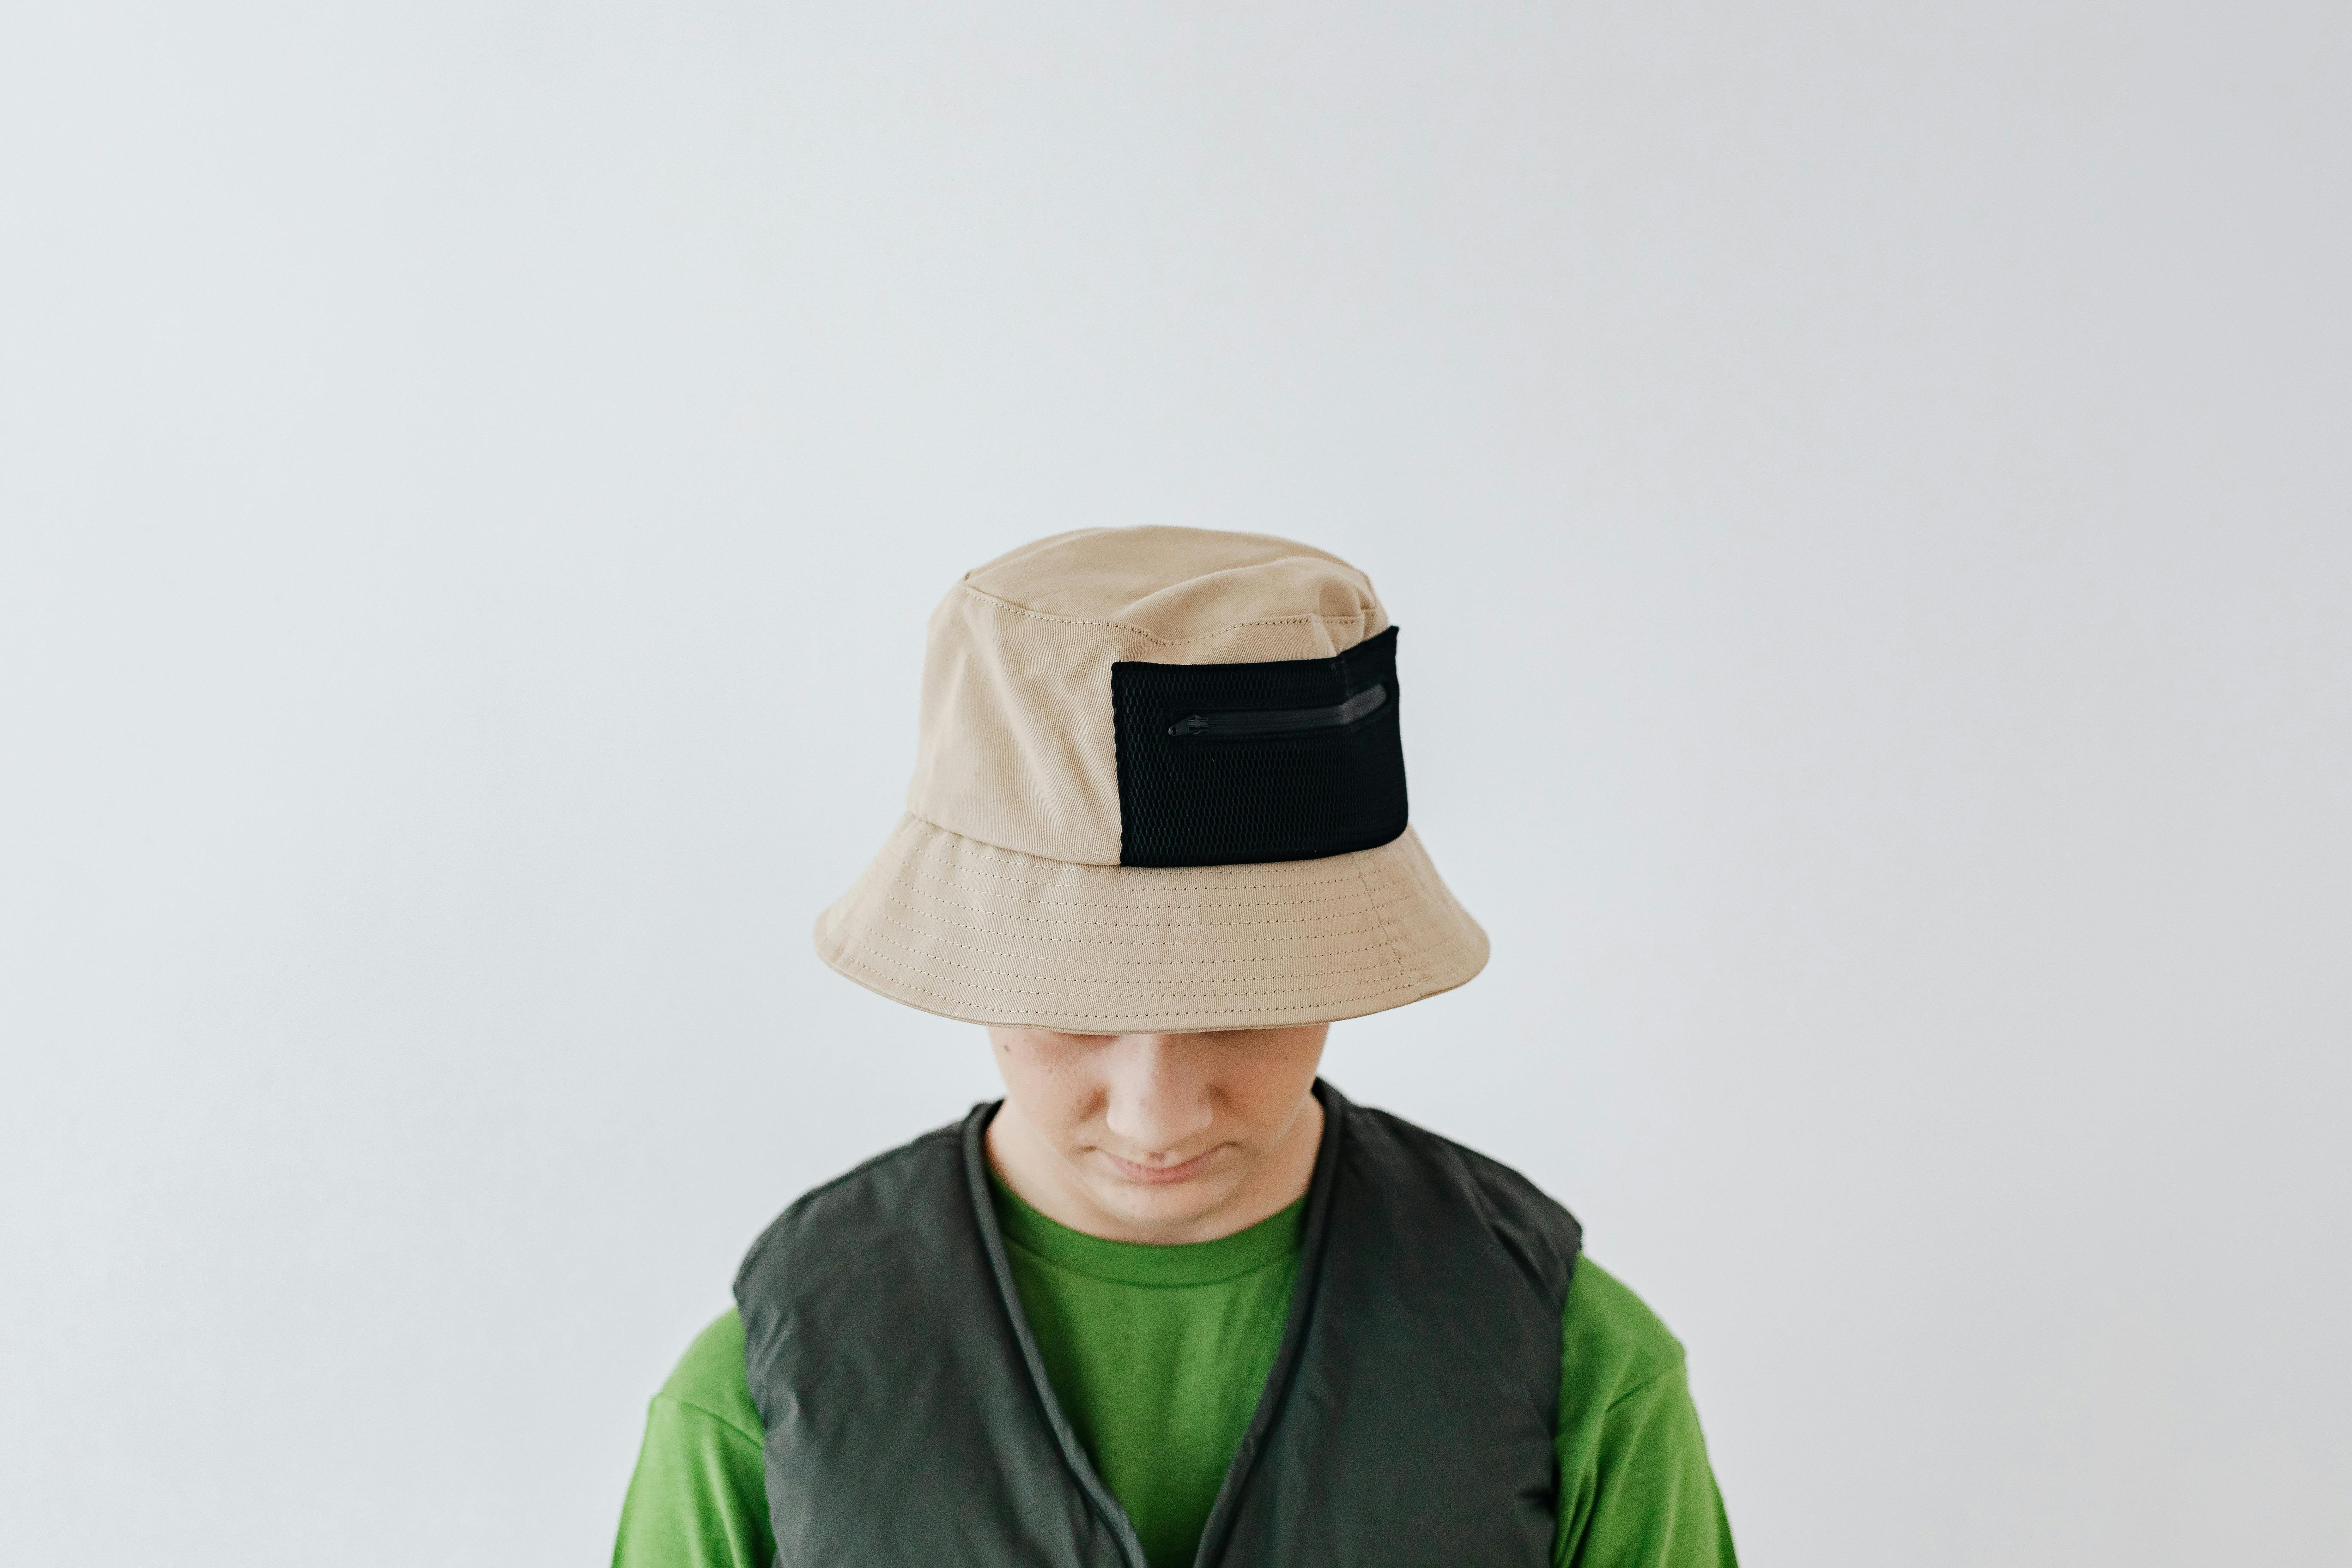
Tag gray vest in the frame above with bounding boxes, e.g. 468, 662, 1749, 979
735, 1080, 1581, 1568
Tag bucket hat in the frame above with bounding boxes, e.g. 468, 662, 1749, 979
814, 526, 1488, 1032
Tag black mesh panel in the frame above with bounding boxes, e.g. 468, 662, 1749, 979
1111, 626, 1408, 867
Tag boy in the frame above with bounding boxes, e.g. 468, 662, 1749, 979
614, 527, 1735, 1567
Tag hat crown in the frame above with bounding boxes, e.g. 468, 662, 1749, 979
963, 527, 1385, 645
908, 528, 1391, 865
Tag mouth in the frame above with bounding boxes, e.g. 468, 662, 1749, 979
1098, 1146, 1223, 1186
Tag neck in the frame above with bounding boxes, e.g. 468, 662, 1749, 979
984, 1089, 1324, 1245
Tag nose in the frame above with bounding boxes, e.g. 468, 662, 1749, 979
1099, 1034, 1217, 1158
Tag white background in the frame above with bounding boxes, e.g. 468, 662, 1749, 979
4, 4, 2347, 1564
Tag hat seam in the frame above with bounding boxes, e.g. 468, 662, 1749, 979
867, 900, 1429, 973
905, 855, 1374, 902
955, 583, 1378, 650
833, 936, 1446, 1012
1391, 833, 1479, 996
863, 914, 1430, 985
900, 814, 1419, 882
898, 886, 1399, 925
874, 886, 1427, 955
881, 870, 1426, 931
1350, 841, 1424, 997
844, 878, 1462, 991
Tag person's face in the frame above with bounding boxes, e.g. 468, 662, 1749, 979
986, 1024, 1328, 1237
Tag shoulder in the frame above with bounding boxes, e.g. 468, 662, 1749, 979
765, 1118, 969, 1233
1561, 1258, 1688, 1405
653, 1309, 763, 1444
1338, 1098, 1583, 1305
734, 1116, 972, 1296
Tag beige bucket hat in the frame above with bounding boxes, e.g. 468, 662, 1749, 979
815, 527, 1488, 1032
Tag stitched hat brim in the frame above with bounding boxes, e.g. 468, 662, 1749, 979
814, 815, 1489, 1032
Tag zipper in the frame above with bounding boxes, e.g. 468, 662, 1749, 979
1166, 682, 1387, 738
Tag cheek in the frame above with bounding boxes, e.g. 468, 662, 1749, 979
1001, 1047, 1109, 1140
1229, 1043, 1322, 1122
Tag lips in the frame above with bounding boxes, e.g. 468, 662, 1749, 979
1099, 1147, 1222, 1185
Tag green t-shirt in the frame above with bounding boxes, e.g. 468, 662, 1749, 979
997, 1181, 1305, 1567
613, 1182, 1735, 1568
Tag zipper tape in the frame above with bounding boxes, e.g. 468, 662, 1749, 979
1167, 683, 1388, 738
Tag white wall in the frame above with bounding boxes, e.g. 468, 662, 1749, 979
3, 4, 2346, 1563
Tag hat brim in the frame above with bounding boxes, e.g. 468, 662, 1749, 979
814, 815, 1489, 1032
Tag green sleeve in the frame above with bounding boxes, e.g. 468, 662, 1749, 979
1553, 1261, 1737, 1568
612, 1312, 775, 1568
